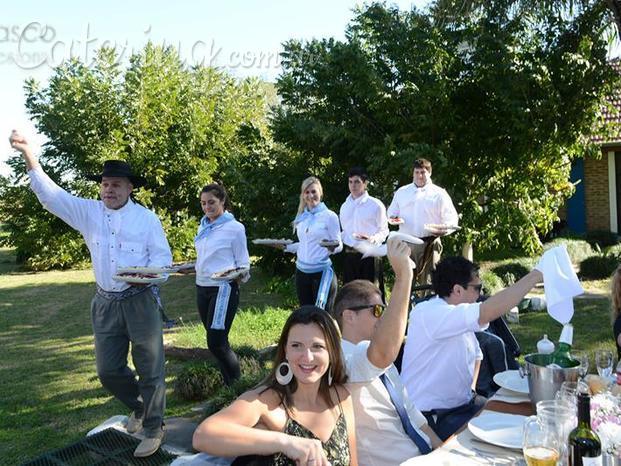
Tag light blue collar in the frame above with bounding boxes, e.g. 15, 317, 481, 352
195, 211, 235, 242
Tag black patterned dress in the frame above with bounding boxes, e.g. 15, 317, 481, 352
231, 403, 351, 466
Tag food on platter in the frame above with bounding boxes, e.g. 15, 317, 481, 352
113, 271, 167, 285
319, 239, 340, 247
252, 238, 294, 246
210, 266, 250, 281
388, 217, 404, 225
423, 223, 461, 233
116, 263, 195, 274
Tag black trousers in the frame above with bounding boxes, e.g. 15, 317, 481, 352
196, 282, 241, 385
343, 248, 385, 300
295, 268, 338, 314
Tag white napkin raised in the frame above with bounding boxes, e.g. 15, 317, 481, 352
354, 231, 422, 269
535, 244, 584, 324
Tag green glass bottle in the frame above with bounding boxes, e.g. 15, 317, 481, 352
568, 391, 602, 466
548, 323, 578, 368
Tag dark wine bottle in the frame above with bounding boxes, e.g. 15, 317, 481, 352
568, 391, 602, 466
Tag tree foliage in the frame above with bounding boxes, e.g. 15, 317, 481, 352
272, 1, 620, 254
0, 44, 273, 269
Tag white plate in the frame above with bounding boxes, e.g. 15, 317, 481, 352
113, 273, 167, 285
424, 223, 461, 232
117, 263, 195, 274
319, 239, 340, 247
388, 217, 404, 225
388, 231, 424, 245
493, 370, 529, 394
468, 412, 526, 450
252, 239, 293, 246
210, 266, 250, 281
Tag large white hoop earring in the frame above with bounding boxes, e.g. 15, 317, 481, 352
276, 361, 293, 385
328, 367, 333, 386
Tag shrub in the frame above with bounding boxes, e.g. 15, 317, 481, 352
491, 261, 532, 286
579, 254, 619, 280
480, 270, 504, 295
605, 243, 621, 258
585, 230, 621, 249
543, 238, 594, 264
174, 361, 223, 401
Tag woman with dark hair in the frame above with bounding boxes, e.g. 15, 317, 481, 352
194, 183, 250, 385
192, 306, 357, 466
280, 177, 342, 313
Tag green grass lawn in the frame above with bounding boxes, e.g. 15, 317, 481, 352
0, 247, 291, 464
0, 245, 618, 463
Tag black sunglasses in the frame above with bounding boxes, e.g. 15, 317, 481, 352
349, 303, 386, 318
465, 283, 483, 293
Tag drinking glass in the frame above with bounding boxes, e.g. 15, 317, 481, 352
572, 350, 589, 378
595, 350, 614, 378
554, 380, 579, 408
523, 416, 560, 466
536, 400, 577, 465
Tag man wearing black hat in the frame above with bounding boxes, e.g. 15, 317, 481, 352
9, 130, 172, 457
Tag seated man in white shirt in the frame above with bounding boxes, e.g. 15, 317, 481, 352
401, 256, 542, 440
387, 158, 458, 287
331, 237, 442, 466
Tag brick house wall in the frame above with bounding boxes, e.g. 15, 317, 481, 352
584, 152, 611, 231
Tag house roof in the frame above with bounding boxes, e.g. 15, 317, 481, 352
592, 60, 621, 144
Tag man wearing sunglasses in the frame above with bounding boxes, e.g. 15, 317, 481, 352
401, 256, 542, 440
332, 237, 442, 466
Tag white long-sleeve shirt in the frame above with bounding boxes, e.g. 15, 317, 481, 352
339, 192, 389, 247
286, 207, 342, 272
28, 167, 172, 292
195, 219, 250, 287
387, 181, 458, 238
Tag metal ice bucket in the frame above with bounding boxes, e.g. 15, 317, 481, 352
519, 353, 581, 405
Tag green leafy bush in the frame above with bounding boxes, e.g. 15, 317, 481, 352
491, 261, 532, 286
585, 230, 621, 249
174, 361, 223, 401
579, 255, 619, 280
480, 270, 504, 295
543, 239, 594, 265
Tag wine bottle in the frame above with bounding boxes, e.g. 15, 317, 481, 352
548, 323, 577, 368
568, 391, 602, 466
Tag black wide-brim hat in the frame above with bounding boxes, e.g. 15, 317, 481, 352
86, 160, 146, 188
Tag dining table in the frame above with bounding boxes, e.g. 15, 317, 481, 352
400, 390, 535, 466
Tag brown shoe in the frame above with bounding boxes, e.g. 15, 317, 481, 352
126, 412, 143, 434
133, 429, 165, 457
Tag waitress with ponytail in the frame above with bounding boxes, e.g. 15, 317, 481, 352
284, 176, 342, 313
194, 183, 250, 385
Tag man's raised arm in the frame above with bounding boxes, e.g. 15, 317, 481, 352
367, 237, 413, 368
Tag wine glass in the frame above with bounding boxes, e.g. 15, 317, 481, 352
523, 416, 560, 466
572, 350, 589, 379
595, 350, 614, 378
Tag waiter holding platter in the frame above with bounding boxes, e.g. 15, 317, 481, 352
9, 130, 172, 458
387, 158, 459, 287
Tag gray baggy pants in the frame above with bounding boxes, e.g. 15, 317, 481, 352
91, 288, 165, 436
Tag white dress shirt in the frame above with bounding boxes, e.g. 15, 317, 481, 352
285, 208, 342, 271
195, 219, 250, 287
387, 181, 458, 238
342, 339, 430, 466
339, 192, 389, 248
28, 167, 172, 292
401, 296, 488, 411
